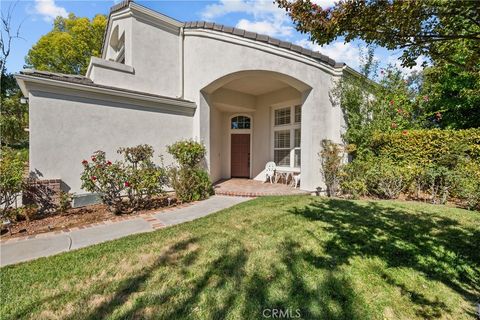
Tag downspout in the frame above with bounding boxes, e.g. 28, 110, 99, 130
179, 26, 184, 99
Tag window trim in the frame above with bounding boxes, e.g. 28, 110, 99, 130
271, 105, 301, 169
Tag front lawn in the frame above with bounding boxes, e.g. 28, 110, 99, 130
1, 196, 478, 319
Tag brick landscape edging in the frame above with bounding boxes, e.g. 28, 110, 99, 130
0, 201, 200, 244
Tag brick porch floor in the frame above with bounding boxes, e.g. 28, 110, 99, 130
213, 178, 310, 197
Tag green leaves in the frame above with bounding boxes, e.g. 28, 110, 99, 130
0, 147, 27, 218
276, 0, 480, 71
25, 14, 107, 75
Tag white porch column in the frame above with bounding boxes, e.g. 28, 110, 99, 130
300, 89, 325, 192
197, 92, 212, 172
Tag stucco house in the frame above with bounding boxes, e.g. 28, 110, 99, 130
16, 0, 355, 202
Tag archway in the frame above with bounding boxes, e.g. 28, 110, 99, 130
201, 70, 312, 183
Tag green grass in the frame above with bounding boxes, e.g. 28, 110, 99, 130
1, 196, 479, 319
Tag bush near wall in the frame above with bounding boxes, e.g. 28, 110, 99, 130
340, 129, 480, 209
371, 129, 480, 164
167, 140, 214, 203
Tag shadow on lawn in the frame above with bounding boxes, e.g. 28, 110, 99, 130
290, 199, 480, 319
59, 198, 478, 319
82, 236, 248, 319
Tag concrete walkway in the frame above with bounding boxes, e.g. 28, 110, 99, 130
0, 196, 250, 267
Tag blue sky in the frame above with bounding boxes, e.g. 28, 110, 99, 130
2, 0, 425, 75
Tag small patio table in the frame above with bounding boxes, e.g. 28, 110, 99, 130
274, 168, 300, 185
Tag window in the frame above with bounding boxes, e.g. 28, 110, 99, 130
295, 105, 301, 123
272, 105, 301, 168
274, 107, 290, 126
274, 130, 291, 166
231, 116, 251, 129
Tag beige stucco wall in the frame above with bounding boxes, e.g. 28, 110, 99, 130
183, 31, 345, 191
27, 86, 193, 193
22, 5, 347, 194
88, 8, 182, 98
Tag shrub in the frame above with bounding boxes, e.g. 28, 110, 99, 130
58, 191, 74, 213
167, 140, 213, 203
452, 160, 480, 210
167, 140, 206, 168
319, 140, 344, 197
366, 160, 412, 199
81, 150, 126, 214
0, 148, 26, 219
118, 145, 167, 209
423, 164, 458, 205
81, 145, 166, 214
371, 129, 480, 165
169, 167, 214, 202
340, 156, 370, 199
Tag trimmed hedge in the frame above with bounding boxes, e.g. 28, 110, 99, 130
371, 129, 480, 164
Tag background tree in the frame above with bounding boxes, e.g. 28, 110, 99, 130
278, 0, 479, 129
1, 1, 27, 147
276, 0, 480, 71
26, 13, 107, 75
420, 43, 480, 129
332, 47, 425, 153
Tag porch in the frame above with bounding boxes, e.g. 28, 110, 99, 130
213, 179, 309, 197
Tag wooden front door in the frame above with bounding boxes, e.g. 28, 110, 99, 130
231, 134, 250, 178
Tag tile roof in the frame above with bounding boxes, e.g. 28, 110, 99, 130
108, 1, 345, 68
184, 21, 344, 68
18, 69, 194, 103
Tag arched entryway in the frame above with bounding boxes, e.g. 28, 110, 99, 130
201, 70, 312, 183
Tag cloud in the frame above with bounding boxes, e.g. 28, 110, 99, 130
201, 0, 294, 38
236, 19, 293, 37
386, 54, 428, 76
34, 0, 68, 22
295, 39, 364, 69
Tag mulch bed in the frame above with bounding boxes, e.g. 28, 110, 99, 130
1, 195, 178, 240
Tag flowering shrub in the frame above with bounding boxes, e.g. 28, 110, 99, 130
80, 145, 166, 214
81, 151, 127, 214
167, 140, 213, 203
0, 148, 26, 219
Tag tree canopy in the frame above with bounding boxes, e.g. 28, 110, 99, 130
26, 13, 107, 75
276, 0, 480, 71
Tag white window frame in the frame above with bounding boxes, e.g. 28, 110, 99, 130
271, 105, 301, 169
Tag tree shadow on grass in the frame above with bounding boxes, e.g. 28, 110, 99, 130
289, 199, 480, 318
81, 236, 201, 320
81, 236, 249, 319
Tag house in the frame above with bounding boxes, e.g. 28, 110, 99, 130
15, 0, 353, 202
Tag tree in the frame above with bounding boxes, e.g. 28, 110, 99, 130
1, 1, 27, 147
0, 1, 23, 77
331, 47, 425, 153
26, 13, 107, 75
420, 42, 480, 129
276, 0, 480, 71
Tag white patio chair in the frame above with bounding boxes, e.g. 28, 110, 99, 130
293, 174, 301, 188
264, 161, 276, 184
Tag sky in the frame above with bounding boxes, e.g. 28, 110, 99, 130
2, 0, 425, 76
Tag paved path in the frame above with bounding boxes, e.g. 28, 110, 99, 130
0, 196, 250, 267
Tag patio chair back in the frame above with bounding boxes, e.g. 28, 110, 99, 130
265, 161, 276, 173
264, 161, 276, 183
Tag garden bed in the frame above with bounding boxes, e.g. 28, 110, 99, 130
1, 195, 177, 240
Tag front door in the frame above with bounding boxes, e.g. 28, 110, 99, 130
231, 134, 250, 178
